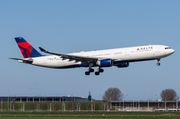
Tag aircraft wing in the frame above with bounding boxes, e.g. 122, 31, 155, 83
39, 47, 98, 63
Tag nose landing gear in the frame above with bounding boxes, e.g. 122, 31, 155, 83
157, 59, 160, 66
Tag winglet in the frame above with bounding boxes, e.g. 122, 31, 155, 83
39, 47, 46, 52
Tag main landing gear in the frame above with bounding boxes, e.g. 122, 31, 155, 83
85, 67, 104, 76
95, 68, 104, 75
157, 59, 160, 66
85, 68, 94, 75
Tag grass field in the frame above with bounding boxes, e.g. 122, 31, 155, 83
0, 111, 180, 119
0, 116, 180, 119
0, 111, 180, 115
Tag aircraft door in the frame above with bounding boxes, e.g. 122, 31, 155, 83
153, 47, 160, 56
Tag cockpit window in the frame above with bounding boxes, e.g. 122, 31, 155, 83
165, 47, 171, 49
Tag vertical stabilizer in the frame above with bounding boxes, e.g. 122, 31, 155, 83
15, 37, 43, 58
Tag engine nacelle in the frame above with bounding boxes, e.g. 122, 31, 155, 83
117, 62, 129, 68
96, 59, 113, 67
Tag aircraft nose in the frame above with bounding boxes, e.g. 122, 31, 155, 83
170, 49, 175, 55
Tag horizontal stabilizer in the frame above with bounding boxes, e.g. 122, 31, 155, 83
9, 58, 24, 60
9, 58, 33, 64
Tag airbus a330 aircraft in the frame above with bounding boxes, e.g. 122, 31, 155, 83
10, 37, 175, 75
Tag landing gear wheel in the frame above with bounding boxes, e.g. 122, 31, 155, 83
157, 63, 160, 66
89, 69, 94, 72
95, 72, 100, 75
99, 69, 104, 73
157, 59, 161, 66
85, 71, 90, 75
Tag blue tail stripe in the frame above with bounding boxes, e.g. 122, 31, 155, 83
15, 37, 26, 43
30, 48, 44, 58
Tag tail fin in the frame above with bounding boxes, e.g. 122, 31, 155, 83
15, 37, 44, 58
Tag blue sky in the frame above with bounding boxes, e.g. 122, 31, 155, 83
0, 0, 179, 101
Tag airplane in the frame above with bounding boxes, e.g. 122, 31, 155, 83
10, 37, 175, 75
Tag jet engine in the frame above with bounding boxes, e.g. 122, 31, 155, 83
96, 59, 113, 67
117, 62, 129, 68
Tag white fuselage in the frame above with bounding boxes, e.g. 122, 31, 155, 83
27, 45, 174, 68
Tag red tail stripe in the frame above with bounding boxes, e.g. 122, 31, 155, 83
26, 46, 33, 58
20, 48, 26, 58
17, 42, 30, 49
